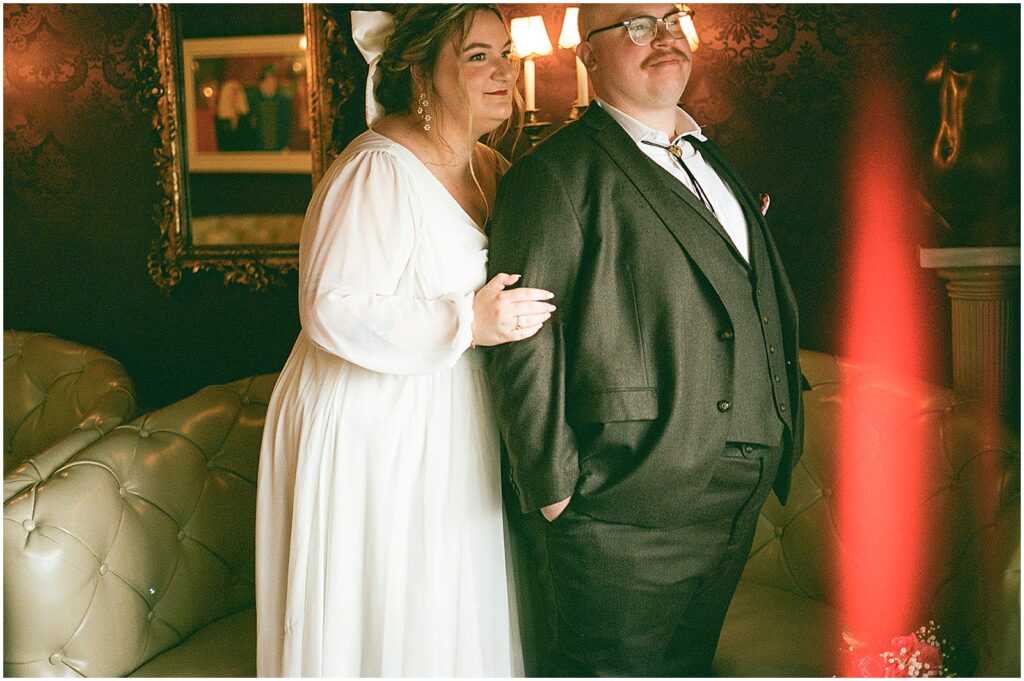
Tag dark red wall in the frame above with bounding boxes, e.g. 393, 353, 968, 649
6, 4, 989, 410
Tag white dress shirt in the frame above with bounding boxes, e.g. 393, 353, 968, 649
596, 98, 751, 262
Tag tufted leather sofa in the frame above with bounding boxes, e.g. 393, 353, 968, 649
714, 350, 1020, 677
4, 331, 136, 495
4, 352, 1019, 677
4, 374, 276, 677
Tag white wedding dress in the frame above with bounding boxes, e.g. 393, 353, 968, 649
256, 130, 521, 677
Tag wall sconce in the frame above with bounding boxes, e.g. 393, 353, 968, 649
510, 15, 553, 148
558, 7, 589, 121
510, 15, 552, 125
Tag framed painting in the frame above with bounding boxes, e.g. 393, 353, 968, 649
182, 34, 312, 174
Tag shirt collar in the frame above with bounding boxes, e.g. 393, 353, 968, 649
595, 98, 706, 146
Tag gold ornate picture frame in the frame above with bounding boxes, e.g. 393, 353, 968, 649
138, 4, 361, 292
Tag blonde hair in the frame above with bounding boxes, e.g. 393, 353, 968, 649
216, 80, 250, 129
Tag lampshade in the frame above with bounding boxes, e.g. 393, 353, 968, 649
558, 7, 581, 49
680, 5, 700, 52
510, 15, 553, 59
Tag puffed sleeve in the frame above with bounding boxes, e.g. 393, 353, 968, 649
298, 148, 474, 375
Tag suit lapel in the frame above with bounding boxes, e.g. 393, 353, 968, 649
689, 136, 765, 237
692, 136, 800, 331
581, 107, 740, 315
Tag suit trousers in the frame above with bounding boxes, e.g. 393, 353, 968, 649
543, 443, 781, 677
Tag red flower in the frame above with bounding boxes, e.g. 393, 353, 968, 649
846, 624, 948, 677
890, 634, 943, 670
857, 654, 886, 677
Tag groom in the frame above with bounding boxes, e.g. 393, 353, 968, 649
486, 4, 804, 676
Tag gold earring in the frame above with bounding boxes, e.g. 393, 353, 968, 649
416, 90, 432, 132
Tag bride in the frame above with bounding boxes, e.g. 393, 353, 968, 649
255, 5, 553, 677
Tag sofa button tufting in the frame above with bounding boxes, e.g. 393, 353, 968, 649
148, 611, 155, 622
241, 394, 252, 406
774, 527, 783, 537
99, 563, 108, 575
139, 429, 149, 438
206, 459, 216, 470
822, 488, 832, 498
177, 530, 186, 541
48, 653, 63, 665
22, 519, 35, 532
119, 486, 128, 498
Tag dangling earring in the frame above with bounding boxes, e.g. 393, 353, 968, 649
416, 90, 432, 132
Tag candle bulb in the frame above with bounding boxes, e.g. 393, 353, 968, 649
575, 55, 589, 107
559, 7, 589, 115
524, 57, 536, 112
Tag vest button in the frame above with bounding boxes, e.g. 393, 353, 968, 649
718, 330, 734, 341
769, 344, 776, 353
779, 404, 787, 412
717, 400, 731, 412
774, 374, 781, 382
761, 314, 769, 323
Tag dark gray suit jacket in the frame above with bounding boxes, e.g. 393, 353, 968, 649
486, 104, 803, 527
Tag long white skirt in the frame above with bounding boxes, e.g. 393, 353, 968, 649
256, 334, 521, 676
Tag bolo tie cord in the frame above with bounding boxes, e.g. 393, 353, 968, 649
640, 139, 718, 219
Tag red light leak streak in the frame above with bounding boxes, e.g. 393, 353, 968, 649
837, 75, 931, 675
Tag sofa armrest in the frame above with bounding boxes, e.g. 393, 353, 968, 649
4, 375, 274, 677
3, 428, 104, 502
4, 331, 136, 473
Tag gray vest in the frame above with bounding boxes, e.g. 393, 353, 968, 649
721, 216, 792, 446
688, 138, 792, 446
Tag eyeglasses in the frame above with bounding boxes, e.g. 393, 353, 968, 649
585, 9, 695, 46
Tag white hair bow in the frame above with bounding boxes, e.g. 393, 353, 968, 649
351, 11, 396, 127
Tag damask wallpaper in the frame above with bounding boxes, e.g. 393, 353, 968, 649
5, 4, 153, 220
4, 4, 967, 407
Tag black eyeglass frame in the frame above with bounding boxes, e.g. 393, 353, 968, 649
584, 8, 695, 45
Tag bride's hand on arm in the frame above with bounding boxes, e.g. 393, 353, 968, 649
472, 273, 555, 347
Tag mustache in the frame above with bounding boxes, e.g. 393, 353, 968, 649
642, 50, 690, 68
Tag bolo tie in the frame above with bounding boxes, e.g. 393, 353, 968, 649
641, 139, 718, 219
